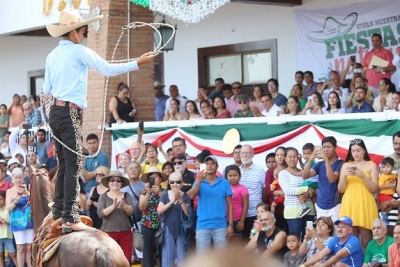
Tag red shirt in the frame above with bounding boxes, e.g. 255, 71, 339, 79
362, 47, 394, 87
0, 181, 13, 192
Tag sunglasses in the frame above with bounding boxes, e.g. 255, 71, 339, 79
173, 161, 184, 165
350, 139, 362, 145
96, 173, 105, 177
109, 178, 122, 183
239, 101, 247, 104
169, 180, 182, 184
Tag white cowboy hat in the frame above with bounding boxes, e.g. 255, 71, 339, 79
46, 8, 104, 38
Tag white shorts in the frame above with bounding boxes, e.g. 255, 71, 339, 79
315, 203, 341, 223
13, 229, 34, 245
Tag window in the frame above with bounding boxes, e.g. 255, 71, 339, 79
198, 39, 277, 95
28, 69, 45, 96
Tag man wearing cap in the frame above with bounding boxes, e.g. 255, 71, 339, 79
172, 154, 195, 193
239, 144, 266, 240
301, 216, 364, 267
187, 155, 233, 254
42, 8, 157, 233
154, 81, 169, 121
234, 95, 254, 118
164, 85, 187, 115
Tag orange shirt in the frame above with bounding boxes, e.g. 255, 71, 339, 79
362, 47, 394, 87
9, 105, 24, 127
388, 243, 400, 267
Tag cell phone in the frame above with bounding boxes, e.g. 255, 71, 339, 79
199, 163, 206, 172
350, 55, 355, 62
307, 96, 313, 102
306, 221, 313, 230
325, 73, 330, 80
139, 121, 144, 131
315, 145, 322, 151
149, 176, 155, 188
353, 68, 362, 73
348, 166, 356, 171
371, 65, 377, 69
370, 259, 378, 266
129, 109, 136, 116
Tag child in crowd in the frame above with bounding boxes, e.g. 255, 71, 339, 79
378, 157, 398, 223
298, 143, 319, 218
225, 165, 249, 243
283, 233, 305, 267
250, 203, 270, 239
270, 167, 285, 214
265, 153, 277, 170
0, 191, 17, 266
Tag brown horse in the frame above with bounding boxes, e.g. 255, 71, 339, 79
30, 168, 130, 267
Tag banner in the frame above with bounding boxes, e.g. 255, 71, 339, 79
294, 0, 400, 84
111, 119, 400, 173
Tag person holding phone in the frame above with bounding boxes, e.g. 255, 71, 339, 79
300, 92, 324, 115
109, 82, 138, 126
139, 167, 168, 267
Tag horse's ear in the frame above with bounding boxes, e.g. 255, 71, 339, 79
48, 166, 59, 180
29, 164, 39, 174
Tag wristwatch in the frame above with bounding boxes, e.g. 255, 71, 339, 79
228, 222, 234, 227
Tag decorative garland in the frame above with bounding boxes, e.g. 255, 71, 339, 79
73, 0, 82, 8
58, 0, 81, 11
58, 0, 66, 11
42, 0, 53, 16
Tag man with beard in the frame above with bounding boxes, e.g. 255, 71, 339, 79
245, 211, 286, 259
351, 87, 375, 113
239, 145, 266, 240
302, 216, 364, 267
363, 218, 393, 267
28, 129, 52, 164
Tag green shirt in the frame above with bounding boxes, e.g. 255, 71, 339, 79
0, 115, 9, 137
234, 110, 254, 118
364, 235, 394, 264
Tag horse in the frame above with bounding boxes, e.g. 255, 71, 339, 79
30, 167, 130, 267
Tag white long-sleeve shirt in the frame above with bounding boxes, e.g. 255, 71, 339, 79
393, 54, 400, 89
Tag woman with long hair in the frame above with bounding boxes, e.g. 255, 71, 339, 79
291, 84, 306, 110
301, 92, 325, 115
199, 99, 213, 119
373, 78, 396, 112
212, 96, 231, 119
109, 82, 137, 125
185, 100, 201, 119
0, 131, 11, 160
250, 85, 264, 113
193, 86, 209, 116
163, 99, 185, 121
117, 152, 131, 177
338, 138, 378, 249
324, 91, 346, 114
286, 96, 301, 115
392, 91, 400, 111
279, 147, 315, 239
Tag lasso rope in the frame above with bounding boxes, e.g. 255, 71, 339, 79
40, 22, 176, 159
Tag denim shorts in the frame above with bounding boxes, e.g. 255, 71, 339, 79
0, 238, 15, 253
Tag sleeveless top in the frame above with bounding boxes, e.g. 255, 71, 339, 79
9, 105, 24, 127
89, 186, 103, 229
109, 96, 134, 125
0, 144, 11, 157
257, 227, 283, 252
10, 195, 34, 231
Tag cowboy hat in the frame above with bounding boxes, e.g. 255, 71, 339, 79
46, 8, 104, 38
101, 170, 130, 188
141, 167, 168, 183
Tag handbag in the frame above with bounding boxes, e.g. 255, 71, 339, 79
154, 202, 176, 247
131, 213, 144, 252
181, 204, 195, 230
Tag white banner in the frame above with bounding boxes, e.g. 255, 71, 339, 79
295, 0, 400, 86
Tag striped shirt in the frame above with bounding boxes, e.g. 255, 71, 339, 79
240, 163, 266, 217
388, 193, 399, 226
279, 170, 315, 219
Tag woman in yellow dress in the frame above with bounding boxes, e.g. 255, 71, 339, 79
338, 138, 379, 250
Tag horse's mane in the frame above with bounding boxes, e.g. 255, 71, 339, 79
31, 166, 57, 231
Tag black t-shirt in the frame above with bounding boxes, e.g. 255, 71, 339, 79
181, 169, 195, 193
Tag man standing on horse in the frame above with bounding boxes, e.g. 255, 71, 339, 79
43, 8, 157, 233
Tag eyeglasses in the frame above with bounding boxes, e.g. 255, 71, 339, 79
350, 139, 362, 145
146, 150, 156, 154
239, 101, 247, 104
233, 87, 241, 89
268, 84, 275, 88
173, 161, 185, 165
109, 178, 122, 183
169, 180, 182, 184
96, 173, 105, 177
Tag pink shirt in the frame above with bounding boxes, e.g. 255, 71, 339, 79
230, 184, 249, 221
362, 47, 394, 87
388, 243, 400, 267
226, 98, 240, 117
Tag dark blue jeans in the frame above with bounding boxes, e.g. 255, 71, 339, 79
286, 215, 314, 240
49, 105, 82, 224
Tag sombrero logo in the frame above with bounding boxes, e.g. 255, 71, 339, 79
307, 12, 358, 43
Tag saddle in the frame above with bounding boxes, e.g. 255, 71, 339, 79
31, 214, 93, 267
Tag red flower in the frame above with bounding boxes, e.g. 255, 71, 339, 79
145, 221, 150, 227
144, 210, 148, 215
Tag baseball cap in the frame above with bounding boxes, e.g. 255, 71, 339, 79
171, 153, 186, 162
7, 158, 21, 168
204, 155, 218, 164
0, 160, 6, 166
238, 94, 249, 102
334, 216, 353, 227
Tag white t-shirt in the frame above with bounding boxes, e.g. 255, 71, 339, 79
322, 87, 349, 107
261, 104, 283, 117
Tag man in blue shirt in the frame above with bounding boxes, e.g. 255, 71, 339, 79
187, 155, 233, 254
351, 87, 375, 113
208, 78, 225, 102
154, 81, 169, 121
303, 136, 343, 223
43, 8, 156, 233
302, 216, 364, 267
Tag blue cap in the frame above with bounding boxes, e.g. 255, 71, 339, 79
334, 216, 353, 227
